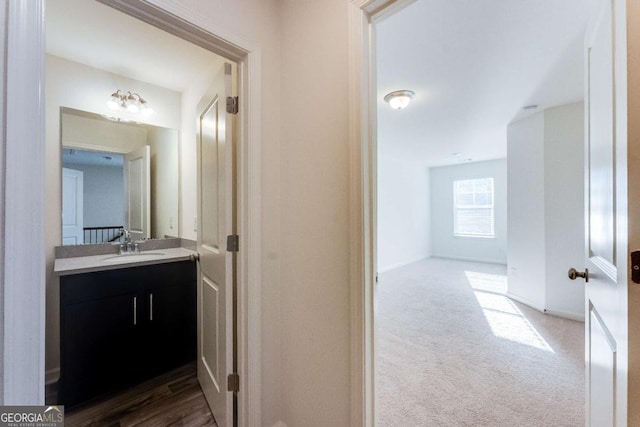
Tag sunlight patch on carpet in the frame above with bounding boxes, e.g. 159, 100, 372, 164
464, 271, 508, 294
466, 271, 554, 353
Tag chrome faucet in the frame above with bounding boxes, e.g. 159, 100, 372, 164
118, 229, 139, 255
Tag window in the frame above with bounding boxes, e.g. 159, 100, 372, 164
453, 178, 494, 238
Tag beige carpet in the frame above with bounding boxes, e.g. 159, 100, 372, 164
376, 258, 584, 427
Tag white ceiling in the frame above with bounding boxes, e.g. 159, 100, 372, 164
46, 0, 223, 93
376, 0, 599, 167
63, 148, 124, 168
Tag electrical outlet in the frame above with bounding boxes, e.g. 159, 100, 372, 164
193, 216, 198, 232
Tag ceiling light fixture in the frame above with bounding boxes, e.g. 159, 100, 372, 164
107, 90, 153, 116
384, 90, 415, 110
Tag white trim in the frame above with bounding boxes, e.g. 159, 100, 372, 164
429, 255, 507, 265
0, 0, 7, 403
505, 292, 546, 314
543, 308, 585, 322
3, 0, 46, 404
349, 1, 418, 426
506, 292, 585, 322
377, 256, 430, 273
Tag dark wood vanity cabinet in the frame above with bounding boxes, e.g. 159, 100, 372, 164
59, 260, 196, 408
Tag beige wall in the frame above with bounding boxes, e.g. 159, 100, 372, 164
279, 1, 351, 425
148, 0, 352, 424
131, 0, 285, 424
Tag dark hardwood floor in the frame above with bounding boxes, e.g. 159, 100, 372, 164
48, 363, 217, 426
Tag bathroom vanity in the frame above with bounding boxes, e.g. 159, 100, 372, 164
55, 249, 197, 408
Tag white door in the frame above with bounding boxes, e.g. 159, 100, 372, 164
197, 63, 235, 427
62, 167, 84, 245
581, 0, 628, 425
124, 145, 150, 241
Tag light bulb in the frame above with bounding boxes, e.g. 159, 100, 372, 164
107, 99, 119, 110
384, 90, 415, 110
388, 96, 411, 110
107, 90, 122, 110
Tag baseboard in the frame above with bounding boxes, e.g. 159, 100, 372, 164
506, 292, 546, 313
506, 293, 585, 322
378, 255, 430, 273
431, 255, 507, 265
544, 308, 585, 322
45, 368, 60, 385
272, 421, 289, 427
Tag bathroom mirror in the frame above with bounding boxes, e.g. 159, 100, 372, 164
61, 107, 179, 245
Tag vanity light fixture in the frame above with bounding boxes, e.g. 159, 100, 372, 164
107, 90, 153, 116
384, 90, 415, 110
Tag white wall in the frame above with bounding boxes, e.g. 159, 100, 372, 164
377, 156, 430, 272
507, 102, 584, 319
507, 112, 546, 309
543, 102, 585, 317
430, 159, 507, 264
62, 112, 148, 152
61, 163, 124, 230
148, 126, 180, 239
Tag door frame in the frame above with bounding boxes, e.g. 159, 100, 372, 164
2, 1, 263, 424
96, 3, 263, 425
347, 1, 416, 425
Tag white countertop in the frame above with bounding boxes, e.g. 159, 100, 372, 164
54, 247, 196, 276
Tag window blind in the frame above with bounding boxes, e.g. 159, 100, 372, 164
453, 178, 495, 238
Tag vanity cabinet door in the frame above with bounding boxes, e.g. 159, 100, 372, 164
61, 291, 141, 407
59, 260, 196, 408
144, 280, 196, 377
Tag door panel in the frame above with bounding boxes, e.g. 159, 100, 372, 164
201, 100, 220, 250
584, 0, 627, 425
589, 305, 616, 426
62, 168, 84, 245
124, 145, 150, 240
197, 63, 235, 427
587, 0, 616, 273
202, 276, 220, 388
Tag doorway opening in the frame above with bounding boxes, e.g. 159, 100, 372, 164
372, 0, 595, 424
42, 0, 261, 425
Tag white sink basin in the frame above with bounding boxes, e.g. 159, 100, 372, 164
100, 252, 166, 264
